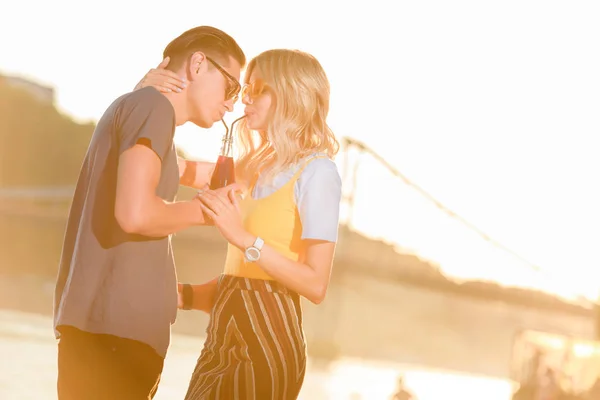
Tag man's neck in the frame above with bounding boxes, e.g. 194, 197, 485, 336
162, 91, 188, 126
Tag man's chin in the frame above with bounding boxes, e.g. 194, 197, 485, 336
191, 118, 213, 129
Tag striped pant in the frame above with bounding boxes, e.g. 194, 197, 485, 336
184, 275, 307, 400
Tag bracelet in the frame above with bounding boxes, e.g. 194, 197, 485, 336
182, 283, 194, 310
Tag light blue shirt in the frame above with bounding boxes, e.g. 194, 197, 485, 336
252, 155, 342, 243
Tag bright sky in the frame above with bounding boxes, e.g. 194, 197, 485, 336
2, 0, 599, 300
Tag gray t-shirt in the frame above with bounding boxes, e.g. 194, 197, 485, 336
252, 155, 342, 243
53, 87, 179, 358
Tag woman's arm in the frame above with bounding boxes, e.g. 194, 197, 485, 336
178, 157, 215, 189
197, 179, 339, 304
234, 233, 335, 304
244, 158, 341, 303
134, 57, 186, 93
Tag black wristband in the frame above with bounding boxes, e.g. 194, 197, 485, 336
182, 283, 194, 310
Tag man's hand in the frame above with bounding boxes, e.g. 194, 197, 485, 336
194, 183, 245, 226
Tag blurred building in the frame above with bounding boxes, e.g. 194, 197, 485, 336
0, 74, 55, 104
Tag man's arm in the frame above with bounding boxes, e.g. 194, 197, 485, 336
115, 145, 207, 237
177, 277, 219, 313
114, 89, 212, 236
178, 157, 215, 189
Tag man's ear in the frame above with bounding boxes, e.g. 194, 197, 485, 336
188, 51, 207, 78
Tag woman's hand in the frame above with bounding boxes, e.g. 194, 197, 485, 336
197, 189, 249, 249
134, 57, 187, 93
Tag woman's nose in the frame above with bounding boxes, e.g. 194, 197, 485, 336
241, 93, 253, 105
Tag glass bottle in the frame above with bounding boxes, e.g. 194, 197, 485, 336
209, 116, 245, 189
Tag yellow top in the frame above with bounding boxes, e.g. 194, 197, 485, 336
223, 157, 324, 280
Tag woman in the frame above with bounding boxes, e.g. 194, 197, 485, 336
141, 48, 342, 400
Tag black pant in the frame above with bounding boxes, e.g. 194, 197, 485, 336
57, 326, 164, 400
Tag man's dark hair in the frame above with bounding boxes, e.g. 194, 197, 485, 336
163, 26, 246, 71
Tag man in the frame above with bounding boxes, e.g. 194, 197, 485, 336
53, 26, 246, 399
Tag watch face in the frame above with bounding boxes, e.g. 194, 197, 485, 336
245, 247, 260, 261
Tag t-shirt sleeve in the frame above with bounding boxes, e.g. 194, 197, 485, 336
295, 158, 342, 242
116, 89, 176, 161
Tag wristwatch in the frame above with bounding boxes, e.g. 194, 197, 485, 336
244, 237, 264, 263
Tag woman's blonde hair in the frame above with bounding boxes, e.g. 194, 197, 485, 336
235, 49, 339, 186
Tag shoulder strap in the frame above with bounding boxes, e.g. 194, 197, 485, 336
289, 154, 329, 183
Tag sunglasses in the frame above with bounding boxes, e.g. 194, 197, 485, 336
205, 56, 241, 103
241, 79, 269, 104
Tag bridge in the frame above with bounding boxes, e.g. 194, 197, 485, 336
0, 137, 597, 382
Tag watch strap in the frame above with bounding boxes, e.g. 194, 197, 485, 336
182, 283, 194, 310
253, 237, 264, 250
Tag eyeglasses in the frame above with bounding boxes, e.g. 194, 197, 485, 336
205, 56, 241, 103
241, 79, 269, 104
